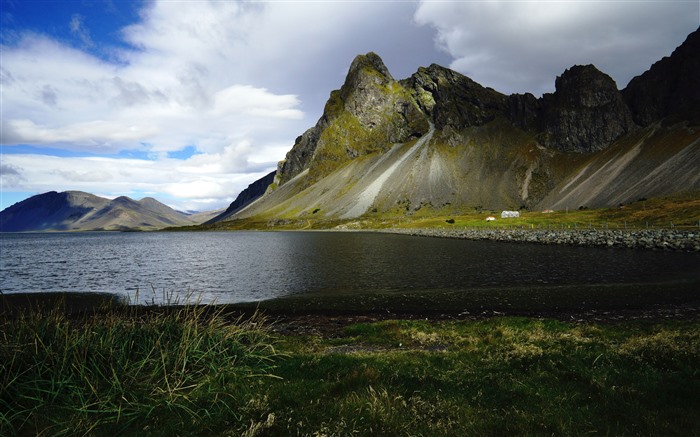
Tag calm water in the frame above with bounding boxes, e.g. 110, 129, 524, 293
1, 231, 698, 304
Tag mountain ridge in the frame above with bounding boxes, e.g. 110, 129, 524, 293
0, 191, 210, 232
212, 26, 700, 224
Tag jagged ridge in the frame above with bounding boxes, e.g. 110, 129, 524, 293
214, 27, 700, 223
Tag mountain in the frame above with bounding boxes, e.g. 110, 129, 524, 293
622, 28, 700, 126
0, 191, 206, 232
209, 27, 699, 225
206, 171, 276, 223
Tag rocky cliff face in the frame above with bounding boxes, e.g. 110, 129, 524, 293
214, 28, 700, 223
506, 93, 541, 132
539, 65, 637, 153
402, 64, 507, 135
274, 52, 428, 187
623, 27, 700, 126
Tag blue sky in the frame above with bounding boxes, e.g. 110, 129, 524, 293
2, 0, 138, 55
1, 0, 698, 212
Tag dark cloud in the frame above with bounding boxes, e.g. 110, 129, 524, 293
0, 163, 26, 187
112, 77, 157, 107
414, 1, 699, 95
40, 84, 57, 107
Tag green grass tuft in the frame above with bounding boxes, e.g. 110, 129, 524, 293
0, 304, 281, 436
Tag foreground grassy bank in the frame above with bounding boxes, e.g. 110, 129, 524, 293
2, 298, 699, 435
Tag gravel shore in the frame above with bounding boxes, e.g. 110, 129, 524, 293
386, 227, 700, 251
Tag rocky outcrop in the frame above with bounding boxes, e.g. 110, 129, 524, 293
274, 115, 328, 187
401, 62, 640, 154
506, 93, 541, 132
539, 65, 637, 153
623, 27, 700, 126
402, 64, 507, 134
208, 171, 276, 223
275, 52, 429, 187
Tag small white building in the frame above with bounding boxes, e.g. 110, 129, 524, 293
501, 210, 520, 219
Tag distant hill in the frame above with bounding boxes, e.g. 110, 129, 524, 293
0, 191, 211, 232
209, 27, 700, 225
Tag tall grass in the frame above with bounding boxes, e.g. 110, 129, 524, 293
2, 297, 698, 435
0, 302, 281, 436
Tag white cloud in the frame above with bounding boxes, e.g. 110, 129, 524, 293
3, 119, 159, 147
162, 179, 230, 199
1, 4, 307, 153
0, 163, 26, 187
70, 14, 94, 48
1, 152, 276, 211
1, 0, 432, 211
52, 168, 113, 183
415, 1, 699, 95
212, 85, 303, 119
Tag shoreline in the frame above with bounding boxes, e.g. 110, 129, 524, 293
383, 227, 700, 251
4, 280, 698, 328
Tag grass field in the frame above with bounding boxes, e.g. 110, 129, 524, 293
177, 192, 700, 231
2, 297, 698, 436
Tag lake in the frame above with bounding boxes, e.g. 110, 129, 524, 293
1, 231, 698, 305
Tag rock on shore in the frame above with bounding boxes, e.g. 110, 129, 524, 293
388, 228, 700, 252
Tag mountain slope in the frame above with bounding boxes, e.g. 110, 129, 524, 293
0, 191, 205, 231
0, 191, 109, 232
539, 120, 700, 209
213, 27, 700, 225
206, 171, 276, 223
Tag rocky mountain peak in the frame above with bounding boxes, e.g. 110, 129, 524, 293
403, 63, 507, 135
345, 52, 394, 85
274, 52, 428, 187
554, 65, 622, 108
623, 26, 700, 126
539, 64, 636, 153
336, 52, 402, 129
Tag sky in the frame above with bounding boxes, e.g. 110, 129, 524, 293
1, 1, 698, 213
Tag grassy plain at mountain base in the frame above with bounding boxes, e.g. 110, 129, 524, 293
2, 298, 698, 436
182, 192, 700, 231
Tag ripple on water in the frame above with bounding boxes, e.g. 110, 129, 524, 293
1, 231, 698, 305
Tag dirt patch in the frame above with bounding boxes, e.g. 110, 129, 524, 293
261, 304, 700, 339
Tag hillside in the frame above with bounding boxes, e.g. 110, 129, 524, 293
0, 191, 205, 232
212, 27, 700, 226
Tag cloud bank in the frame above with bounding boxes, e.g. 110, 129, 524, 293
415, 0, 699, 96
2, 1, 437, 210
